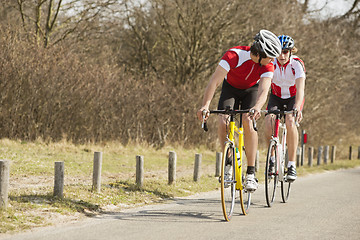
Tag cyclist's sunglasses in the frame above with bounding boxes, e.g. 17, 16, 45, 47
282, 49, 290, 54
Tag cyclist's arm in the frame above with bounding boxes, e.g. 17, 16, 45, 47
251, 76, 272, 119
197, 65, 228, 121
294, 77, 305, 110
294, 77, 305, 122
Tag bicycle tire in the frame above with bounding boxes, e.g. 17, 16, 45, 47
220, 142, 236, 221
265, 140, 278, 207
280, 146, 291, 202
240, 173, 251, 215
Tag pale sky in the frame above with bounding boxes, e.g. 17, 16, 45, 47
305, 0, 355, 18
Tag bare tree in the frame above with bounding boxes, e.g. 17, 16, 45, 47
9, 0, 119, 47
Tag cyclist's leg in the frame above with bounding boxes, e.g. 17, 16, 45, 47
286, 114, 298, 163
217, 115, 229, 150
243, 114, 257, 168
264, 114, 276, 172
264, 94, 280, 142
285, 97, 300, 180
241, 84, 259, 190
217, 80, 240, 149
264, 114, 275, 141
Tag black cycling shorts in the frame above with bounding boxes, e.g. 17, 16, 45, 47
266, 93, 296, 112
217, 80, 259, 110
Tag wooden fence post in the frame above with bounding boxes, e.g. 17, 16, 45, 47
301, 130, 305, 166
0, 160, 10, 209
317, 146, 323, 165
136, 155, 144, 188
194, 154, 202, 182
54, 161, 64, 198
215, 152, 222, 177
92, 152, 102, 192
308, 147, 313, 167
331, 146, 336, 163
323, 145, 329, 164
349, 146, 352, 160
168, 151, 176, 185
358, 146, 360, 160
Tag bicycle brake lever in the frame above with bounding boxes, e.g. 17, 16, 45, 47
202, 110, 209, 132
253, 119, 258, 132
202, 122, 208, 132
293, 109, 300, 127
249, 109, 257, 131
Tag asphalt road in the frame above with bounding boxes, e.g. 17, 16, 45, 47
2, 167, 360, 240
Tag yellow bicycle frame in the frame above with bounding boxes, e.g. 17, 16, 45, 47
228, 121, 244, 191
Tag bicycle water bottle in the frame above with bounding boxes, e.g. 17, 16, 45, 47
236, 147, 241, 166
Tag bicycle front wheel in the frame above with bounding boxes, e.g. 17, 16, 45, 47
281, 148, 291, 202
240, 173, 251, 215
220, 142, 236, 221
265, 140, 278, 207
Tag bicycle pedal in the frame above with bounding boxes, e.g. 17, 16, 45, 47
244, 189, 255, 193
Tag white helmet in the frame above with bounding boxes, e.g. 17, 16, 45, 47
253, 30, 282, 58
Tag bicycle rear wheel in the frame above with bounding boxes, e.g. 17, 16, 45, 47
265, 140, 278, 207
220, 142, 236, 221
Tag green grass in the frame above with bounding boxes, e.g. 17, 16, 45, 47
0, 139, 359, 234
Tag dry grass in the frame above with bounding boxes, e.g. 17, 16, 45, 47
1, 139, 359, 234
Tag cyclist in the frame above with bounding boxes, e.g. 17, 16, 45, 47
264, 35, 306, 181
197, 29, 282, 191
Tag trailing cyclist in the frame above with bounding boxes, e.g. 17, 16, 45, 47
264, 35, 306, 182
197, 30, 282, 191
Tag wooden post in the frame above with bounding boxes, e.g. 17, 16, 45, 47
54, 161, 64, 198
92, 152, 102, 192
308, 147, 313, 167
301, 130, 305, 166
0, 160, 10, 209
317, 146, 323, 165
358, 146, 360, 160
215, 152, 222, 177
331, 146, 336, 163
296, 147, 301, 167
168, 151, 176, 184
349, 146, 352, 160
324, 145, 329, 164
136, 155, 144, 188
194, 154, 202, 182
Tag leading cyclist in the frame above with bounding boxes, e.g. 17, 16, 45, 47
264, 35, 306, 182
197, 29, 282, 191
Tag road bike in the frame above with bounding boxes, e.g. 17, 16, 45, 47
202, 107, 257, 221
264, 109, 298, 207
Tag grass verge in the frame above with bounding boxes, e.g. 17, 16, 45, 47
0, 139, 359, 234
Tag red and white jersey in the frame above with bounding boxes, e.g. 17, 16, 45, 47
219, 46, 274, 89
271, 55, 306, 99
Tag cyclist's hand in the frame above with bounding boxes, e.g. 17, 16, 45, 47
249, 107, 261, 121
197, 108, 209, 121
295, 109, 303, 123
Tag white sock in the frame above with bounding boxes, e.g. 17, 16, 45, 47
287, 161, 296, 168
